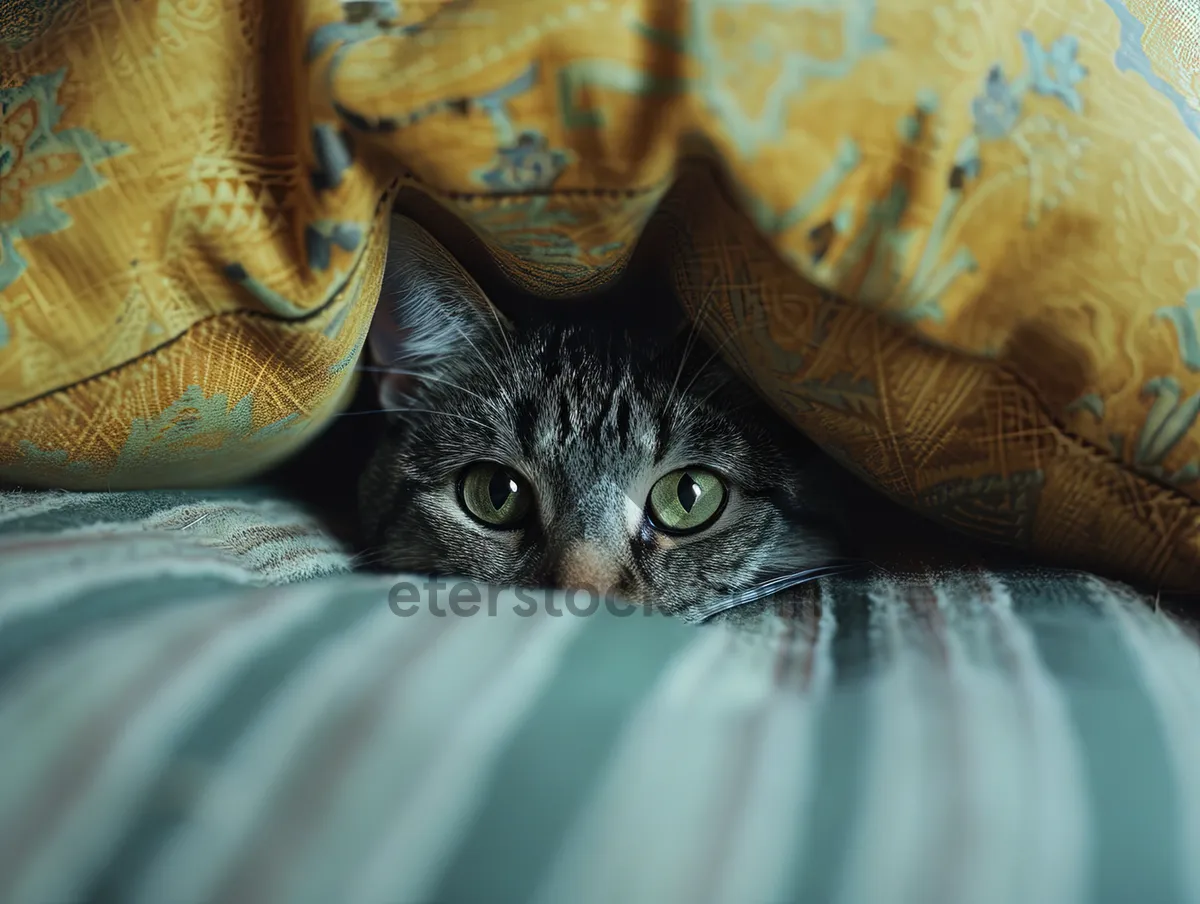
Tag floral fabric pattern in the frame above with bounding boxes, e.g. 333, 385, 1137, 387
0, 69, 127, 296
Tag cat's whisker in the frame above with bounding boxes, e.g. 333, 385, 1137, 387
663, 279, 718, 408
692, 560, 865, 621
338, 407, 496, 431
355, 366, 489, 402
678, 371, 737, 421
670, 315, 765, 420
451, 321, 516, 410
351, 546, 393, 569
488, 297, 519, 374
685, 316, 759, 384
664, 275, 722, 412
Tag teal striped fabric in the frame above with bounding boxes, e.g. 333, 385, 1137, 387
2, 489, 1200, 904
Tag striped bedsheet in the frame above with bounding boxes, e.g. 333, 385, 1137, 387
2, 489, 1200, 904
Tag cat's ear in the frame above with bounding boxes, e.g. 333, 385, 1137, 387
367, 214, 511, 409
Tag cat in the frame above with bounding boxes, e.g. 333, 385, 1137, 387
356, 213, 857, 619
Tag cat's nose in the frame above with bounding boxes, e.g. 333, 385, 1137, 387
555, 541, 621, 597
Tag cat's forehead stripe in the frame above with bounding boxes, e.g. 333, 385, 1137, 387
509, 353, 660, 477
615, 394, 632, 449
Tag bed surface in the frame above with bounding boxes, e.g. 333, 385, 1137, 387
2, 488, 1199, 904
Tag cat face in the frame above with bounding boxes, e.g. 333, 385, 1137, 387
357, 215, 844, 615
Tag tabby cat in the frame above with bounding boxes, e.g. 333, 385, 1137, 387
357, 214, 855, 618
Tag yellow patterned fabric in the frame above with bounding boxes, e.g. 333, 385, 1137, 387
2, 0, 1199, 589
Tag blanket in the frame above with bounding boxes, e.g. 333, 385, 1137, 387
3, 1, 1200, 591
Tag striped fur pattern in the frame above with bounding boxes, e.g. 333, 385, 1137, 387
1, 489, 1199, 904
358, 216, 846, 614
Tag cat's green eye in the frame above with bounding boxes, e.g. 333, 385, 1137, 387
647, 467, 727, 534
459, 462, 533, 528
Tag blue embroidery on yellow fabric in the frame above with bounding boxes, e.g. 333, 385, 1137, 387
310, 124, 355, 192
792, 102, 979, 325
330, 334, 369, 375
883, 136, 981, 323
470, 187, 666, 275
305, 221, 363, 271
16, 440, 94, 475
972, 67, 1023, 139
223, 261, 350, 317
589, 240, 625, 257
1155, 288, 1200, 372
971, 31, 1089, 141
473, 64, 540, 143
17, 386, 302, 478
897, 88, 941, 141
0, 68, 129, 296
314, 2, 458, 134
750, 139, 862, 236
1099, 0, 1200, 141
830, 180, 911, 296
1066, 392, 1106, 420
1021, 32, 1088, 113
557, 59, 689, 131
323, 296, 356, 340
1168, 461, 1200, 486
477, 132, 573, 192
555, 16, 701, 136
689, 0, 887, 158
969, 32, 1091, 229
116, 389, 300, 478
469, 197, 590, 272
1064, 382, 1200, 485
306, 1, 404, 61
464, 67, 576, 191
119, 386, 299, 462
1128, 377, 1200, 485
627, 18, 689, 53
